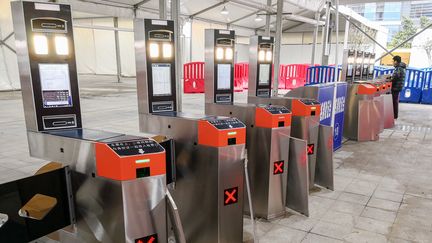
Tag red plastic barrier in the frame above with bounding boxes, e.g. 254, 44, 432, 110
279, 64, 310, 90
184, 62, 205, 93
234, 63, 248, 92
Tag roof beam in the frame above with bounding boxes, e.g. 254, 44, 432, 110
190, 1, 228, 18
228, 3, 278, 25
133, 0, 152, 9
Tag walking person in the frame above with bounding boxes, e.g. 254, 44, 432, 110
388, 55, 406, 119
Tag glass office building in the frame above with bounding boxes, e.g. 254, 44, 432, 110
347, 1, 432, 43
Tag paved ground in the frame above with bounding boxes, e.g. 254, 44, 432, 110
1, 75, 432, 243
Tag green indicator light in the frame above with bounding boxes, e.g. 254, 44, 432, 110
227, 131, 237, 136
136, 159, 150, 164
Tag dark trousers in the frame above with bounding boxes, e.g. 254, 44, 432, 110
392, 91, 400, 119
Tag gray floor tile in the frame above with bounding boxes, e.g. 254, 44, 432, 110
343, 229, 388, 243
354, 216, 393, 235
338, 191, 371, 205
361, 207, 397, 223
311, 221, 353, 240
260, 225, 307, 243
301, 233, 342, 243
367, 198, 401, 212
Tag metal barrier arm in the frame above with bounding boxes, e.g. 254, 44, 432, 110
166, 190, 186, 243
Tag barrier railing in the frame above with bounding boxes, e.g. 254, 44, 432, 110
234, 63, 248, 92
400, 68, 424, 103
373, 66, 394, 79
421, 69, 432, 104
184, 62, 205, 93
279, 64, 309, 90
305, 66, 341, 85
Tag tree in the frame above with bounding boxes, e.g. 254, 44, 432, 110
348, 25, 377, 51
419, 16, 432, 66
388, 17, 417, 48
420, 16, 432, 29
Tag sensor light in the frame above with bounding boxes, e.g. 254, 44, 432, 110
258, 50, 265, 61
265, 50, 272, 62
225, 48, 233, 60
149, 43, 159, 58
216, 47, 224, 60
33, 35, 48, 55
55, 36, 68, 55
162, 43, 172, 58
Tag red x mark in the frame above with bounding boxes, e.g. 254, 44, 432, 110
224, 187, 238, 205
307, 144, 315, 155
274, 161, 284, 174
147, 237, 156, 243
135, 234, 157, 243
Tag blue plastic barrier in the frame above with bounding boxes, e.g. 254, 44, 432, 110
421, 69, 432, 104
400, 68, 424, 103
373, 66, 394, 79
306, 66, 341, 85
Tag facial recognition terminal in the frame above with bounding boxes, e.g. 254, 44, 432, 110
248, 36, 274, 98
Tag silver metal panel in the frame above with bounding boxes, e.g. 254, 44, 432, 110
291, 116, 319, 189
11, 1, 37, 131
248, 36, 258, 97
343, 84, 360, 139
122, 176, 167, 243
382, 94, 395, 129
204, 29, 215, 104
27, 131, 97, 175
358, 99, 380, 141
315, 125, 334, 190
286, 137, 309, 216
134, 19, 150, 114
218, 145, 244, 243
375, 95, 385, 133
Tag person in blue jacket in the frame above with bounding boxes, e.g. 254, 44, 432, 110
389, 55, 406, 119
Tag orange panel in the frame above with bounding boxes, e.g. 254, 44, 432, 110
95, 143, 166, 181
291, 99, 321, 118
254, 107, 292, 128
357, 84, 376, 95
198, 120, 246, 147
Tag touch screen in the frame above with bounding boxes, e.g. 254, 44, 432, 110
217, 64, 231, 90
151, 63, 171, 96
259, 64, 270, 85
39, 63, 72, 108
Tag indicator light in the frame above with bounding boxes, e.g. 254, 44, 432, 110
224, 187, 238, 205
33, 35, 48, 55
227, 131, 237, 136
149, 43, 159, 58
136, 159, 150, 164
225, 48, 233, 60
55, 36, 68, 55
307, 144, 315, 155
162, 43, 172, 58
216, 47, 224, 60
273, 161, 284, 174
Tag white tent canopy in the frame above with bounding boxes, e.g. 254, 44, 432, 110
0, 0, 387, 91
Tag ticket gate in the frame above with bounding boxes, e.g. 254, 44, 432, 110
9, 2, 184, 242
203, 30, 297, 218
344, 82, 381, 141
134, 20, 246, 242
247, 37, 333, 193
286, 82, 348, 151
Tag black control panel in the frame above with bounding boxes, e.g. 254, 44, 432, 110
300, 99, 320, 105
207, 118, 245, 130
261, 105, 291, 114
107, 139, 164, 156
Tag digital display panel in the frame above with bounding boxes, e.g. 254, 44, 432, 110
39, 64, 72, 108
151, 63, 171, 96
259, 64, 270, 85
217, 64, 231, 90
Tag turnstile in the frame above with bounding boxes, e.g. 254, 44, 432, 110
344, 82, 381, 141
204, 30, 293, 218
134, 20, 247, 242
